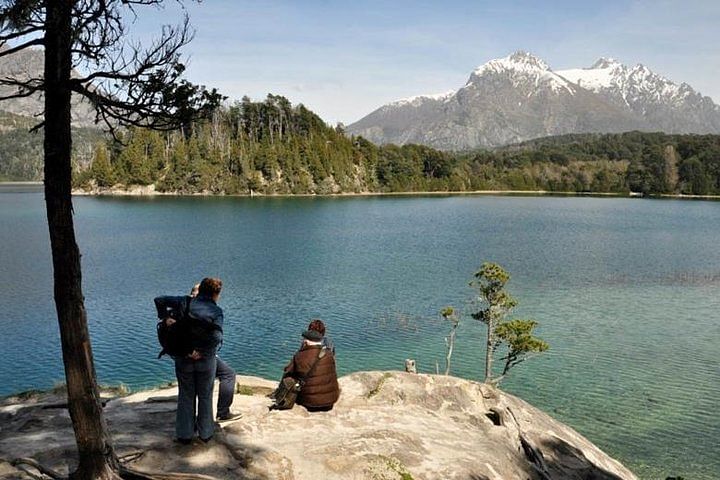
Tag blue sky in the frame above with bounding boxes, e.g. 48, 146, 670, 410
133, 0, 720, 124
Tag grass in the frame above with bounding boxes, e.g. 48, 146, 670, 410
366, 373, 393, 399
367, 455, 415, 480
235, 383, 275, 396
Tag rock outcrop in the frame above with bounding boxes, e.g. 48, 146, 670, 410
0, 372, 637, 480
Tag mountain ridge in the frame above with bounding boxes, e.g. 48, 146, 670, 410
347, 51, 720, 150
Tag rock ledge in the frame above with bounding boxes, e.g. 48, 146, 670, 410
0, 372, 637, 480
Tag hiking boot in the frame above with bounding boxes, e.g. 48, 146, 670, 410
216, 412, 243, 422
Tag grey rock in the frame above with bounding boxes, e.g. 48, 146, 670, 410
0, 372, 638, 480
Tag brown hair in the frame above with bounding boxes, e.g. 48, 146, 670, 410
198, 277, 222, 297
308, 319, 326, 336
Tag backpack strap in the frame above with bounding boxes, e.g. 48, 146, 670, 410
298, 347, 327, 386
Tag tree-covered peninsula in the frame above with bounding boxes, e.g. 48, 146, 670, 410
3, 94, 720, 196
71, 95, 720, 196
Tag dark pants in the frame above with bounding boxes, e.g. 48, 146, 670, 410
174, 355, 216, 440
215, 356, 235, 418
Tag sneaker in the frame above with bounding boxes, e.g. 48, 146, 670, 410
216, 412, 243, 423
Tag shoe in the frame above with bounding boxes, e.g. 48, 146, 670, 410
174, 437, 192, 445
200, 435, 213, 443
216, 412, 243, 422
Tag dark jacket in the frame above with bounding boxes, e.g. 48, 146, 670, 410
154, 294, 224, 357
284, 344, 340, 409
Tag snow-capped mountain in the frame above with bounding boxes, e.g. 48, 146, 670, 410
347, 51, 720, 150
556, 58, 720, 134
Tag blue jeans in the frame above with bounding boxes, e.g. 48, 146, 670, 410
215, 356, 235, 418
174, 355, 217, 440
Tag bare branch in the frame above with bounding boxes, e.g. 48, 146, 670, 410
0, 89, 36, 101
0, 37, 43, 57
29, 120, 44, 133
0, 25, 43, 42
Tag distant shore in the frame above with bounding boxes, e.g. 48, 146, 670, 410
3, 182, 719, 200
69, 184, 720, 200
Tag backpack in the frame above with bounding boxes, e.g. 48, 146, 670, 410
156, 296, 194, 359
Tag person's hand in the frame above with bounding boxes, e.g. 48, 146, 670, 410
188, 350, 202, 361
164, 317, 176, 326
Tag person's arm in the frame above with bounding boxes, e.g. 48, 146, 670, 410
283, 354, 297, 378
211, 310, 224, 349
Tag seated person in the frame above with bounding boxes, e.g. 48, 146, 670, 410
283, 329, 340, 411
307, 318, 335, 354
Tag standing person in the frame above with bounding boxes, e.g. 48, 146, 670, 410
155, 277, 224, 443
283, 328, 340, 412
190, 284, 239, 422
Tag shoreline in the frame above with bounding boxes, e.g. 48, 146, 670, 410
3, 182, 720, 200
70, 185, 720, 200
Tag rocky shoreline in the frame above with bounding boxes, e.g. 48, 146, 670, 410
0, 371, 637, 480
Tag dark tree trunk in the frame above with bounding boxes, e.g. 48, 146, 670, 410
43, 1, 120, 479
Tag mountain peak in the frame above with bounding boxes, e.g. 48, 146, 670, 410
348, 51, 720, 150
591, 57, 622, 69
472, 51, 549, 77
507, 50, 548, 69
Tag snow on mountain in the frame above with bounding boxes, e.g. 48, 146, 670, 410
558, 59, 700, 107
557, 58, 622, 91
468, 51, 575, 95
387, 90, 456, 108
347, 51, 720, 150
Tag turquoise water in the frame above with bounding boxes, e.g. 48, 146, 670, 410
1, 190, 718, 479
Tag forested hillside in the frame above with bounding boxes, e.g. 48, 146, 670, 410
467, 132, 720, 195
0, 111, 102, 181
4, 94, 720, 195
74, 94, 459, 194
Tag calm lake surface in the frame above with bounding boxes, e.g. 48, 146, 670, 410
1, 189, 719, 479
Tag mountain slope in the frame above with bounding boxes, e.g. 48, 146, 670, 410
0, 45, 98, 127
347, 52, 720, 150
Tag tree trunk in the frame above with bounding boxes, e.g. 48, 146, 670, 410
484, 319, 493, 383
44, 2, 120, 479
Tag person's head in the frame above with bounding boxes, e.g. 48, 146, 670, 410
198, 277, 222, 301
190, 283, 200, 298
308, 319, 326, 336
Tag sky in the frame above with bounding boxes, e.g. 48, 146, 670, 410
131, 0, 720, 125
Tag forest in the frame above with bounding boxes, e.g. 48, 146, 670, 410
3, 95, 720, 195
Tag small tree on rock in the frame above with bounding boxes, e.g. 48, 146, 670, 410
470, 262, 547, 384
470, 262, 518, 383
440, 306, 460, 375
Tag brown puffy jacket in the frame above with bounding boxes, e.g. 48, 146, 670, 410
284, 344, 340, 408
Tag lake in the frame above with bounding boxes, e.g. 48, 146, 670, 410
1, 189, 718, 479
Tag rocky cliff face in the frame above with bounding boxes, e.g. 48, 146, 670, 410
0, 372, 637, 480
347, 51, 720, 150
0, 45, 98, 128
